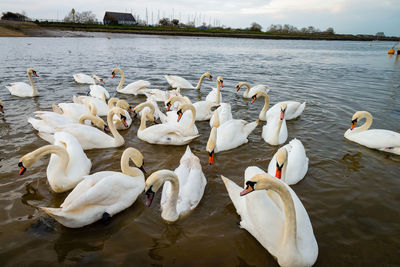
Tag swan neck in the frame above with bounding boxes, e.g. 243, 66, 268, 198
139, 111, 149, 131
358, 112, 373, 131
107, 109, 123, 144
28, 71, 38, 95
117, 69, 125, 90
273, 118, 284, 144
243, 82, 251, 94
108, 98, 118, 109
159, 171, 179, 220
121, 151, 143, 178
78, 114, 100, 125
186, 105, 196, 130
260, 94, 270, 120
195, 73, 206, 89
30, 145, 69, 172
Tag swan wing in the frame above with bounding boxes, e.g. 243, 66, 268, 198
73, 73, 94, 84
345, 129, 400, 152
205, 87, 223, 103
89, 85, 110, 99
164, 75, 194, 89
6, 82, 35, 97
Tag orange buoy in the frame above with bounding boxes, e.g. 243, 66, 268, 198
388, 48, 395, 54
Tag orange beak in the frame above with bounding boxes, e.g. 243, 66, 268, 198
240, 186, 253, 196
208, 152, 214, 165
251, 97, 256, 104
209, 76, 213, 81
166, 103, 171, 111
177, 111, 183, 122
275, 167, 282, 179
112, 73, 115, 78
220, 81, 223, 87
351, 121, 356, 130
280, 110, 285, 120
19, 166, 26, 175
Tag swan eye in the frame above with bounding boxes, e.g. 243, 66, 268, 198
18, 162, 26, 175
121, 114, 127, 120
276, 162, 284, 170
245, 181, 257, 190
351, 118, 357, 124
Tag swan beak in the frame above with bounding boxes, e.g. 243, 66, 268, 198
275, 168, 282, 179
251, 96, 257, 104
104, 125, 110, 133
240, 186, 253, 196
132, 111, 138, 120
0, 105, 4, 113
112, 72, 115, 78
145, 187, 155, 207
139, 165, 146, 174
280, 109, 286, 120
209, 76, 213, 81
18, 162, 26, 175
351, 119, 357, 130
220, 81, 224, 87
236, 85, 240, 92
177, 110, 183, 122
33, 71, 39, 77
166, 102, 171, 111
121, 115, 128, 127
208, 151, 214, 165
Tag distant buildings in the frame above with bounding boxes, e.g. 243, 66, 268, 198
103, 12, 136, 25
1, 12, 27, 21
375, 32, 385, 37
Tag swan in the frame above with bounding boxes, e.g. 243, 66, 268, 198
207, 110, 258, 164
29, 112, 108, 134
251, 91, 305, 121
0, 100, 4, 113
108, 97, 133, 130
143, 88, 182, 103
144, 146, 206, 223
205, 76, 223, 103
73, 93, 109, 116
112, 67, 151, 95
236, 82, 270, 98
89, 75, 110, 99
221, 171, 318, 267
176, 103, 199, 136
18, 131, 91, 193
41, 147, 145, 228
209, 103, 232, 128
73, 73, 103, 84
167, 95, 219, 122
344, 111, 400, 155
137, 110, 200, 145
6, 68, 39, 97
51, 102, 97, 124
39, 107, 126, 150
267, 139, 309, 185
262, 103, 288, 146
164, 72, 212, 90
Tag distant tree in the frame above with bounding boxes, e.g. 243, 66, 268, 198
159, 17, 171, 26
307, 26, 319, 34
171, 19, 179, 26
325, 27, 335, 35
64, 10, 97, 24
250, 22, 262, 32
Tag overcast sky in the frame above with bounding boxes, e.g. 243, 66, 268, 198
2, 0, 399, 36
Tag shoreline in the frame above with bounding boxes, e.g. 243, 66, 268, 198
1, 20, 399, 41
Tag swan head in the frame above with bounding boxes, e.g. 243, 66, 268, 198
236, 82, 248, 92
0, 100, 4, 113
18, 151, 39, 175
176, 103, 193, 122
205, 72, 213, 81
27, 68, 39, 77
92, 75, 104, 84
117, 99, 133, 113
275, 147, 287, 179
350, 111, 371, 130
250, 90, 268, 104
111, 68, 122, 78
111, 107, 129, 127
206, 127, 217, 165
240, 173, 277, 196
280, 103, 287, 120
144, 170, 178, 207
217, 76, 223, 87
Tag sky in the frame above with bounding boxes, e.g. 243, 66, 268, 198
1, 0, 400, 36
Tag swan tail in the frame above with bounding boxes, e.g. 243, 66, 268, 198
183, 134, 201, 144
28, 117, 54, 133
244, 120, 259, 136
41, 207, 77, 228
220, 175, 246, 215
38, 132, 55, 144
52, 103, 63, 114
72, 95, 80, 104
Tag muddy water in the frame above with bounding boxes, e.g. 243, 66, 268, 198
0, 36, 399, 266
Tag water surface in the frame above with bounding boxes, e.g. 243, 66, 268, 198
0, 36, 400, 266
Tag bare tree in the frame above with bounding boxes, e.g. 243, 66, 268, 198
250, 22, 262, 32
64, 10, 97, 23
159, 17, 171, 26
325, 27, 335, 35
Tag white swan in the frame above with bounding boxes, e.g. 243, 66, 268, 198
165, 72, 212, 89
6, 68, 39, 97
344, 111, 400, 155
137, 110, 200, 145
108, 97, 133, 130
251, 91, 305, 121
29, 112, 108, 134
39, 107, 126, 150
73, 93, 109, 116
267, 139, 309, 185
143, 88, 182, 103
51, 102, 97, 124
167, 95, 219, 122
144, 146, 206, 223
207, 110, 258, 164
221, 170, 318, 267
89, 75, 110, 99
112, 67, 151, 95
18, 131, 91, 193
176, 103, 199, 136
209, 103, 232, 128
73, 73, 102, 84
0, 100, 4, 113
262, 103, 288, 146
236, 82, 270, 98
205, 76, 223, 103
41, 147, 145, 228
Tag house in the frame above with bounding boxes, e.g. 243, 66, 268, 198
1, 12, 27, 21
375, 32, 385, 37
103, 12, 136, 25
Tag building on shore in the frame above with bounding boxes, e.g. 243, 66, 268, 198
103, 12, 136, 25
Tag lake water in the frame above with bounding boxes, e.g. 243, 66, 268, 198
0, 35, 399, 266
